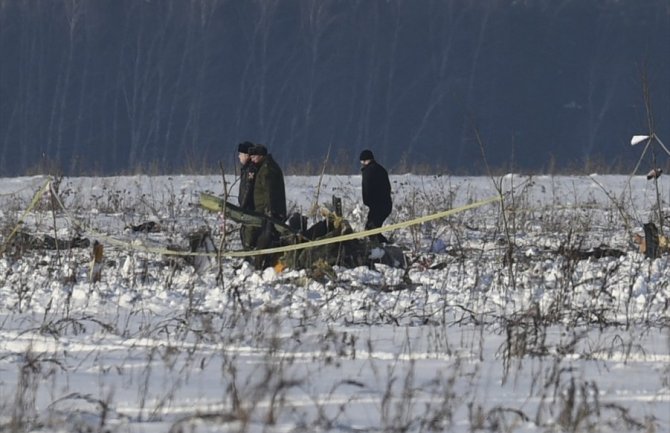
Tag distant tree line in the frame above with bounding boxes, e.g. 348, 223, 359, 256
0, 0, 668, 175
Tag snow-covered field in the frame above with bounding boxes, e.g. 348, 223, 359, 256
0, 174, 668, 433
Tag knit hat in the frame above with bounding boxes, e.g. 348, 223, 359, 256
248, 144, 268, 156
238, 141, 253, 154
359, 149, 374, 161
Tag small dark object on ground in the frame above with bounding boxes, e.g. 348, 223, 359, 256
13, 232, 90, 250
559, 246, 625, 261
128, 221, 161, 233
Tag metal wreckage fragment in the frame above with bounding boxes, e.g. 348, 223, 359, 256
200, 193, 407, 271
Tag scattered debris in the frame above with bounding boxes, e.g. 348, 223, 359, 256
12, 232, 90, 251
166, 228, 217, 274
280, 210, 407, 271
558, 245, 626, 261
201, 193, 408, 272
127, 221, 161, 233
633, 222, 669, 259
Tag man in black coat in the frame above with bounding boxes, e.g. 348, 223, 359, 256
237, 141, 256, 249
237, 141, 256, 209
360, 149, 392, 243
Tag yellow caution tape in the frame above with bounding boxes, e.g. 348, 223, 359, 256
223, 195, 502, 258
44, 179, 502, 259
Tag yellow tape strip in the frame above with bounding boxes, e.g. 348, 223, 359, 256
225, 195, 502, 257
48, 180, 501, 259
0, 178, 52, 255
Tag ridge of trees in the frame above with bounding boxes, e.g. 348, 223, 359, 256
0, 0, 668, 175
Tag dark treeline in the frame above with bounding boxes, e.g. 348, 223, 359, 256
0, 0, 668, 175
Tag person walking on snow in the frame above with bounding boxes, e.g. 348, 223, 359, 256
359, 149, 392, 243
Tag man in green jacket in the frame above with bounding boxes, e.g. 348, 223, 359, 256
247, 144, 286, 267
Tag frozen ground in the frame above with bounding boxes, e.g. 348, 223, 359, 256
0, 173, 668, 433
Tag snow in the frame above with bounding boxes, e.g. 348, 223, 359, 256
0, 174, 668, 432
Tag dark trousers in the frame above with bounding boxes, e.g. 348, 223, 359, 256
240, 225, 255, 250
365, 205, 391, 243
248, 220, 280, 268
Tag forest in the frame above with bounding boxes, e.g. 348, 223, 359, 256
0, 0, 668, 175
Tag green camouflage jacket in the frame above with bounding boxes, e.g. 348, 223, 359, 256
253, 154, 287, 221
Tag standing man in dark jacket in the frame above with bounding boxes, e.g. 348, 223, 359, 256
249, 144, 286, 221
248, 143, 287, 267
360, 149, 392, 243
237, 141, 256, 249
237, 141, 255, 209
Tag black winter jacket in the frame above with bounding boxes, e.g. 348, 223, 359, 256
361, 160, 392, 212
238, 161, 256, 210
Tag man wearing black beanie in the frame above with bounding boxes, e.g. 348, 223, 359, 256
237, 141, 256, 248
247, 143, 287, 268
359, 149, 392, 243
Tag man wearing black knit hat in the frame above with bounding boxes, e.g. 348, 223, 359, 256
247, 143, 286, 267
359, 149, 392, 243
237, 141, 255, 209
237, 141, 256, 249
248, 144, 286, 223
